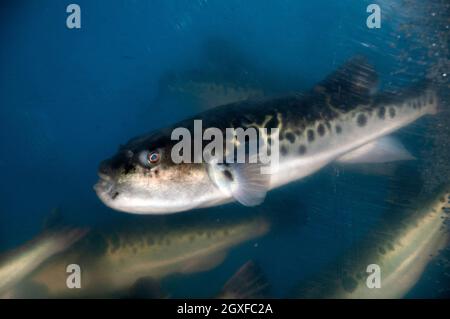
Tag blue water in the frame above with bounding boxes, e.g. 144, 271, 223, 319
1, 0, 449, 298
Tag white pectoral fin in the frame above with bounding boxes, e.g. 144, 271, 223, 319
207, 160, 270, 206
337, 136, 416, 164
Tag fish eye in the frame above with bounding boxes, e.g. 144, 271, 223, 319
139, 150, 160, 167
148, 151, 160, 164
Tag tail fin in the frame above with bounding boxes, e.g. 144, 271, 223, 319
218, 261, 270, 299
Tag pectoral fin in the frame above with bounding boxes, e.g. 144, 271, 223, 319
337, 136, 415, 164
207, 160, 270, 206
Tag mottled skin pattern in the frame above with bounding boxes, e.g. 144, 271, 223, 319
95, 57, 438, 214
19, 216, 269, 298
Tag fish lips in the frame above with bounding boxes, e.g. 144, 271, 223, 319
94, 173, 120, 201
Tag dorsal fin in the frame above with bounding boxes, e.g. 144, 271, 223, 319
313, 56, 378, 109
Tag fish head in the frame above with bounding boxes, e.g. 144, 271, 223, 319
94, 131, 214, 214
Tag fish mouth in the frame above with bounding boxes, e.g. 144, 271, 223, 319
94, 173, 119, 200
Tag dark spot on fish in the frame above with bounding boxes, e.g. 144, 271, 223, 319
379, 247, 386, 255
111, 191, 119, 200
123, 164, 135, 175
285, 132, 296, 143
267, 137, 272, 146
440, 197, 446, 203
389, 107, 396, 118
317, 124, 325, 136
307, 129, 315, 142
335, 125, 342, 134
298, 145, 307, 155
223, 170, 233, 181
357, 114, 367, 127
281, 145, 288, 156
154, 169, 159, 177
378, 106, 385, 119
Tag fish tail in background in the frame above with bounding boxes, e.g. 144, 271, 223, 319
218, 261, 270, 299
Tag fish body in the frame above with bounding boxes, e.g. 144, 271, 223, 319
0, 228, 86, 298
166, 73, 266, 109
95, 58, 438, 214
293, 187, 450, 299
22, 216, 269, 298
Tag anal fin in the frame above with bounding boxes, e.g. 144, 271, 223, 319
337, 136, 415, 164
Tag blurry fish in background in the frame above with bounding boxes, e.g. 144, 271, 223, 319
0, 212, 87, 298
124, 260, 271, 299
11, 214, 269, 298
217, 260, 271, 299
133, 261, 269, 299
290, 185, 450, 299
160, 70, 266, 109
155, 36, 305, 110
155, 36, 264, 109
